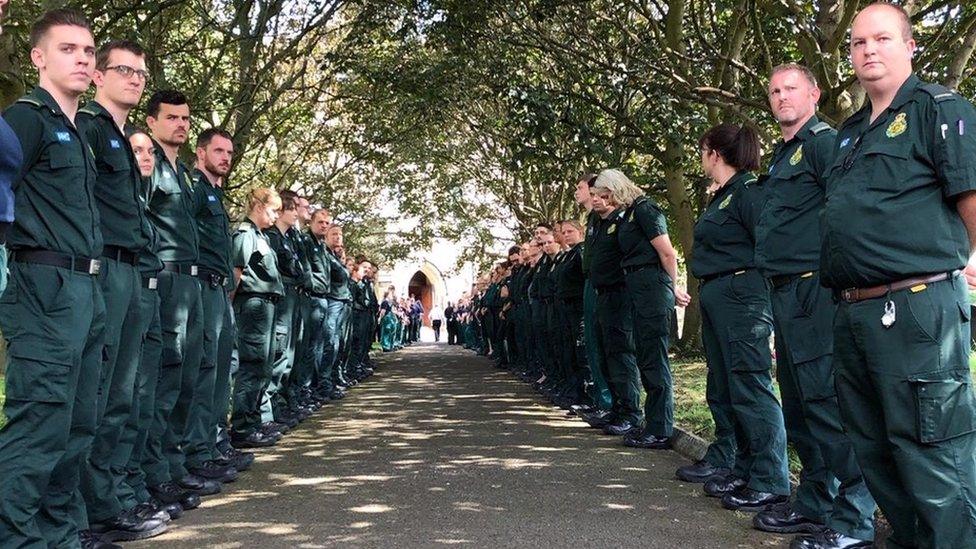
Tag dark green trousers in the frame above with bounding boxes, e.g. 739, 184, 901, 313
348, 308, 371, 372
211, 297, 236, 451
0, 262, 105, 547
771, 274, 875, 540
625, 267, 675, 437
834, 276, 976, 549
80, 258, 141, 523
583, 281, 613, 410
184, 282, 231, 468
699, 270, 789, 495
555, 298, 586, 402
593, 286, 642, 424
231, 294, 277, 435
264, 286, 298, 422
286, 293, 313, 403
143, 271, 202, 487
117, 282, 161, 510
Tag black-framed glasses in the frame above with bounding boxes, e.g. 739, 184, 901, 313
105, 65, 150, 82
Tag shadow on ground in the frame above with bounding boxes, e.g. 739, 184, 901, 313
131, 344, 786, 548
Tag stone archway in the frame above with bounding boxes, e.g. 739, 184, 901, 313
408, 271, 433, 326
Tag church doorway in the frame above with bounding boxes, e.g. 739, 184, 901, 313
408, 271, 434, 326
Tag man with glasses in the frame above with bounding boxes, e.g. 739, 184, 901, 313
76, 39, 169, 543
821, 4, 976, 548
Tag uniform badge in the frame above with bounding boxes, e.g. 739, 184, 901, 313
719, 194, 733, 209
208, 194, 217, 202
886, 112, 907, 138
56, 131, 71, 142
607, 224, 616, 234
839, 137, 851, 149
109, 139, 121, 149
789, 145, 803, 166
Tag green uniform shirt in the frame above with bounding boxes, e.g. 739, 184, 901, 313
137, 175, 163, 275
146, 145, 198, 263
555, 243, 585, 300
822, 75, 976, 289
365, 278, 379, 313
288, 227, 313, 290
510, 266, 528, 305
77, 101, 150, 254
304, 231, 331, 296
325, 248, 351, 301
587, 208, 628, 289
755, 116, 836, 277
265, 224, 302, 286
3, 87, 101, 257
231, 218, 284, 295
689, 171, 765, 279
537, 254, 558, 299
193, 171, 232, 278
581, 210, 600, 275
618, 196, 668, 268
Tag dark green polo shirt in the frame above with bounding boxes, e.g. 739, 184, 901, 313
146, 146, 198, 263
288, 227, 313, 290
689, 171, 765, 279
193, 171, 232, 278
265, 224, 302, 286
365, 278, 379, 312
821, 75, 976, 289
3, 87, 101, 257
618, 196, 668, 269
325, 248, 351, 301
588, 208, 627, 289
528, 255, 552, 299
555, 243, 585, 300
77, 101, 149, 255
304, 231, 331, 296
509, 266, 527, 305
231, 218, 284, 296
755, 116, 836, 278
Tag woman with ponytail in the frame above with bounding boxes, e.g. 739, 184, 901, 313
675, 124, 790, 513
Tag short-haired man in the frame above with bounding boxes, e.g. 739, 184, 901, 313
143, 89, 219, 504
323, 224, 354, 394
752, 63, 875, 549
184, 127, 241, 484
0, 9, 108, 548
76, 38, 169, 542
282, 196, 318, 415
295, 208, 335, 407
822, 4, 976, 548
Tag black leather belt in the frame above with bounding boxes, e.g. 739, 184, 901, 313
699, 268, 751, 285
593, 283, 625, 295
623, 263, 659, 275
12, 249, 101, 275
142, 276, 159, 290
161, 262, 198, 276
101, 245, 138, 266
237, 292, 281, 304
770, 271, 816, 289
196, 266, 229, 288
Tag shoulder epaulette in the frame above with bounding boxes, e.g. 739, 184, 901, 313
237, 222, 251, 232
78, 105, 98, 116
920, 83, 956, 103
810, 122, 832, 135
15, 97, 43, 108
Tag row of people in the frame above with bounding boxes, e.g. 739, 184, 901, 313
463, 4, 976, 549
0, 9, 396, 548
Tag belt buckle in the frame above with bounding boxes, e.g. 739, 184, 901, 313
148, 277, 158, 290
841, 289, 855, 302
190, 265, 199, 276
88, 259, 101, 276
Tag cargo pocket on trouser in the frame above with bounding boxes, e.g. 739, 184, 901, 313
160, 329, 183, 368
273, 325, 289, 362
728, 323, 773, 373
6, 345, 73, 403
910, 369, 976, 444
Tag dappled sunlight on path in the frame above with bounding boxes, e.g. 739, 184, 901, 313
132, 343, 783, 548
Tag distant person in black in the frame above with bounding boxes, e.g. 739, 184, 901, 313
445, 302, 458, 344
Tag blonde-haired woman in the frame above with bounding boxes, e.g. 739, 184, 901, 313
229, 188, 285, 448
595, 169, 690, 449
